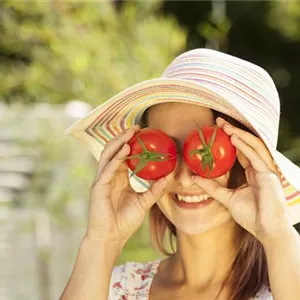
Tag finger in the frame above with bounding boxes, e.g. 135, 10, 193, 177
236, 148, 251, 170
245, 164, 257, 186
216, 116, 229, 127
217, 117, 278, 175
191, 176, 233, 209
231, 134, 271, 173
137, 177, 167, 212
96, 125, 140, 178
224, 125, 273, 166
97, 143, 131, 185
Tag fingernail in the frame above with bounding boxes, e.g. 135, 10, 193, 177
231, 134, 238, 144
224, 124, 233, 130
122, 143, 129, 150
126, 128, 135, 134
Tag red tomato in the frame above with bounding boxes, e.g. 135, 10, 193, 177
125, 128, 177, 180
183, 126, 236, 178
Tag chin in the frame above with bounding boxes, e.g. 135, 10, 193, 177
161, 207, 234, 236
174, 218, 223, 235
176, 223, 215, 235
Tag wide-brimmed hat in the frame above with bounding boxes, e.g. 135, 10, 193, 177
65, 48, 300, 225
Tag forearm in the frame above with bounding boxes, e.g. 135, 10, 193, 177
60, 236, 124, 300
262, 225, 300, 300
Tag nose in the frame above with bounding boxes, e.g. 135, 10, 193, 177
171, 154, 196, 188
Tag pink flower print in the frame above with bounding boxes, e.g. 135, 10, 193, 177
135, 268, 144, 275
144, 265, 152, 274
134, 283, 148, 291
112, 282, 122, 289
141, 274, 149, 281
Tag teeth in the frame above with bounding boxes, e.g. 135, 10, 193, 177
177, 194, 210, 202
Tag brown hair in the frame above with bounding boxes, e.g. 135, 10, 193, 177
139, 105, 270, 300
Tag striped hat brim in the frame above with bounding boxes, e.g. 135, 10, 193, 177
65, 78, 300, 226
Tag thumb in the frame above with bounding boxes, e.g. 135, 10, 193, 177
137, 177, 166, 212
191, 176, 232, 209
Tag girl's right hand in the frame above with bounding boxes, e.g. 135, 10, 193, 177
86, 124, 167, 245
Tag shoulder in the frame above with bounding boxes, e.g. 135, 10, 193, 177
254, 284, 273, 300
108, 259, 162, 299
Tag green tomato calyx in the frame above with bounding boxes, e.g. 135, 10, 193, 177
122, 135, 176, 178
189, 124, 218, 178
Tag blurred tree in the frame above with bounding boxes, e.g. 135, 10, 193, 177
162, 1, 300, 137
2, 0, 300, 137
0, 0, 186, 106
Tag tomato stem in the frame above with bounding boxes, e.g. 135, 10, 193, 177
120, 133, 176, 178
208, 125, 217, 148
189, 125, 218, 178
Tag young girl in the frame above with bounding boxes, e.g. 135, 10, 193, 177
60, 49, 300, 300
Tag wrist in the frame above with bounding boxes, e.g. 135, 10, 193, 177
82, 235, 126, 258
84, 229, 129, 248
260, 223, 297, 249
79, 237, 124, 273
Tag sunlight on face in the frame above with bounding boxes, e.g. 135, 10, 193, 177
146, 102, 234, 235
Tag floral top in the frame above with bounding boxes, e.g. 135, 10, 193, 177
108, 259, 273, 300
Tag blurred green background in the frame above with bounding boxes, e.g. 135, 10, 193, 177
1, 1, 300, 299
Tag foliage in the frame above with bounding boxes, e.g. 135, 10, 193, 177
162, 1, 300, 136
0, 0, 186, 105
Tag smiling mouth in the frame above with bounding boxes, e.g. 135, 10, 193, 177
171, 193, 214, 209
171, 191, 210, 200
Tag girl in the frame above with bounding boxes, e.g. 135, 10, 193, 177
61, 49, 300, 300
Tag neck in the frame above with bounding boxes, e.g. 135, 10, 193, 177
166, 220, 239, 291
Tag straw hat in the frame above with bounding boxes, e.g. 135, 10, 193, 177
65, 48, 300, 225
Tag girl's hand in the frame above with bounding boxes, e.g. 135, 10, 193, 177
191, 117, 292, 244
87, 125, 167, 245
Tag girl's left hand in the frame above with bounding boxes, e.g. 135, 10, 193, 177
191, 117, 292, 244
